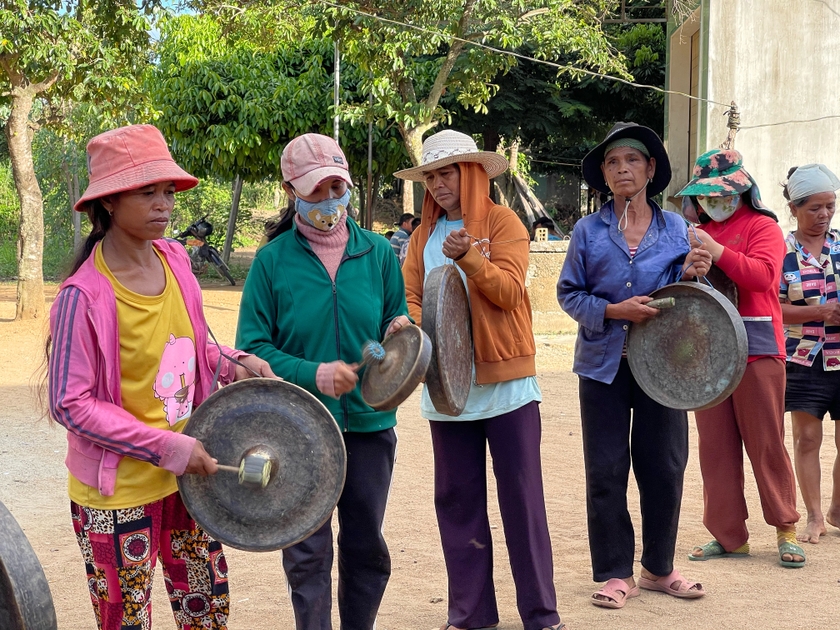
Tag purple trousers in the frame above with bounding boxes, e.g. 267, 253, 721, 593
429, 401, 560, 630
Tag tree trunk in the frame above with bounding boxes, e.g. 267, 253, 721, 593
223, 174, 243, 264
72, 172, 81, 249
401, 180, 414, 215
399, 124, 436, 215
368, 174, 380, 231
62, 162, 82, 249
6, 90, 45, 320
482, 129, 500, 153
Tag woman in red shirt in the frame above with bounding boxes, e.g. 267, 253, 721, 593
677, 148, 804, 568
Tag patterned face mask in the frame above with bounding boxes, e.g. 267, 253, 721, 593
295, 190, 351, 232
699, 194, 740, 222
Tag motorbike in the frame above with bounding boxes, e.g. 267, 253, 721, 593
174, 216, 236, 286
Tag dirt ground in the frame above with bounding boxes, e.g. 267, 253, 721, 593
1, 281, 839, 629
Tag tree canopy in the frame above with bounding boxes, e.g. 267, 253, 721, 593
192, 0, 628, 164
0, 0, 160, 319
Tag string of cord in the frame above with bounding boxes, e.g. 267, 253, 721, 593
316, 0, 840, 130
315, 0, 732, 109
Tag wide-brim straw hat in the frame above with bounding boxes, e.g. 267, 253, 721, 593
393, 129, 508, 182
582, 122, 671, 197
75, 125, 198, 211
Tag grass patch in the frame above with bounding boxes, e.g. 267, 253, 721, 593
0, 239, 75, 281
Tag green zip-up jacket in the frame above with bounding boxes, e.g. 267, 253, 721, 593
236, 218, 408, 432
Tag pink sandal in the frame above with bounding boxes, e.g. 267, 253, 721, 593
637, 569, 705, 599
591, 577, 640, 609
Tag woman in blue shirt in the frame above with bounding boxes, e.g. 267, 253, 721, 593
557, 123, 710, 609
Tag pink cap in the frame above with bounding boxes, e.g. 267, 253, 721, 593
281, 134, 353, 196
74, 125, 198, 211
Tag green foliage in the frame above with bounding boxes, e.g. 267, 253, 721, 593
192, 1, 626, 163
0, 160, 18, 241
170, 179, 234, 247
0, 1, 160, 119
0, 237, 74, 280
150, 12, 408, 217
151, 14, 335, 182
449, 19, 667, 174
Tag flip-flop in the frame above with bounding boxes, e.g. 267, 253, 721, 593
591, 577, 640, 609
638, 569, 705, 599
439, 624, 498, 630
778, 541, 806, 568
688, 539, 749, 561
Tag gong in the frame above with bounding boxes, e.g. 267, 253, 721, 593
177, 378, 346, 552
627, 282, 748, 410
0, 501, 57, 630
705, 265, 738, 307
422, 265, 473, 416
361, 324, 432, 410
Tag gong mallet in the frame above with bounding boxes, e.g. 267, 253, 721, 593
358, 339, 387, 369
215, 453, 272, 489
647, 297, 676, 309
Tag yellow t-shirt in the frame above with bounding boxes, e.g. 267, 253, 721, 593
69, 246, 197, 509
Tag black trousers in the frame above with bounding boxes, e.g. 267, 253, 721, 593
282, 428, 397, 630
578, 360, 688, 582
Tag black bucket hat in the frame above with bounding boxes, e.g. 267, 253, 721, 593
582, 122, 672, 197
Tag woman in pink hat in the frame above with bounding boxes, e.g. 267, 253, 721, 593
47, 124, 274, 630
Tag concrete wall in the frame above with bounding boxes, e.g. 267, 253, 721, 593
666, 0, 840, 233
526, 243, 577, 334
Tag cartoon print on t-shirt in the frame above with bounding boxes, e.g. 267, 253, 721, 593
154, 334, 196, 426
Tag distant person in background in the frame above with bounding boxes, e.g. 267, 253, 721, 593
390, 212, 415, 264
399, 218, 424, 264
778, 164, 840, 544
532, 216, 562, 241
384, 230, 395, 241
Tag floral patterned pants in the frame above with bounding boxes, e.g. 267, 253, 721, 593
70, 492, 229, 630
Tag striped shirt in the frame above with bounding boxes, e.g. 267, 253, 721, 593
779, 229, 840, 369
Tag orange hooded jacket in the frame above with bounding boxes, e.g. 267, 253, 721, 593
402, 162, 536, 385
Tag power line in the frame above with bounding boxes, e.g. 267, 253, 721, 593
315, 1, 840, 133
315, 0, 732, 109
529, 158, 582, 167
741, 114, 840, 130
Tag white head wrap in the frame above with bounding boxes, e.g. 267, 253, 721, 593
787, 164, 840, 202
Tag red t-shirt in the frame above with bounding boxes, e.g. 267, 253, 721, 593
701, 206, 786, 362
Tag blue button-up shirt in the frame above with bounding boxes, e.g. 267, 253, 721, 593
557, 200, 689, 384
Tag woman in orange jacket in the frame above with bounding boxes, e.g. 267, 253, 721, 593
396, 130, 563, 630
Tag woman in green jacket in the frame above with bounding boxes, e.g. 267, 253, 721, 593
236, 133, 409, 630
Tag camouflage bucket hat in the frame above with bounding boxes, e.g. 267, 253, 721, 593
676, 149, 753, 198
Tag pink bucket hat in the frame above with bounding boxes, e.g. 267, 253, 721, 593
74, 125, 198, 211
281, 133, 353, 196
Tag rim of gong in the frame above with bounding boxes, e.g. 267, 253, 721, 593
178, 378, 346, 551
426, 265, 472, 414
627, 282, 748, 410
361, 324, 431, 410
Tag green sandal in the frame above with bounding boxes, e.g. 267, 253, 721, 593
688, 540, 750, 561
778, 541, 806, 568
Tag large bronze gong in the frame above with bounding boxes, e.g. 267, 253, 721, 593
627, 282, 748, 410
422, 265, 472, 416
361, 324, 432, 410
0, 501, 57, 630
177, 378, 346, 552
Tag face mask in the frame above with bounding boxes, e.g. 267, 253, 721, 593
699, 195, 740, 222
295, 190, 351, 232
